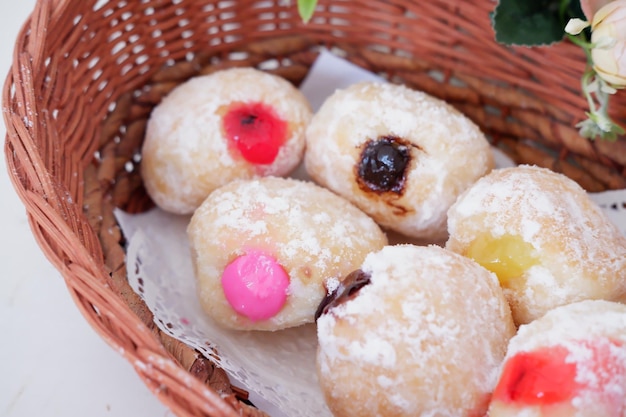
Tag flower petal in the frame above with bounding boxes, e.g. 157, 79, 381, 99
592, 0, 626, 28
582, 0, 615, 21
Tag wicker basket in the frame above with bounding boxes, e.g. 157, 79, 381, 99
4, 0, 626, 416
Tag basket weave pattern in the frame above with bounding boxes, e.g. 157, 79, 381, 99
4, 0, 626, 416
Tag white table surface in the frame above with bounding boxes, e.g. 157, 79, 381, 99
0, 2, 173, 416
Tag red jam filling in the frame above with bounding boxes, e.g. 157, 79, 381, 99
493, 346, 579, 405
222, 101, 288, 165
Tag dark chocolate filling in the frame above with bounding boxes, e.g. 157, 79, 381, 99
315, 269, 372, 320
357, 135, 411, 194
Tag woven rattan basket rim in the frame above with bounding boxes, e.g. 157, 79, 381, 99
4, 0, 626, 416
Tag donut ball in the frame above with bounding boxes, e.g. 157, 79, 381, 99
315, 244, 515, 417
187, 176, 388, 331
446, 165, 626, 325
304, 81, 494, 241
489, 300, 626, 417
141, 67, 312, 214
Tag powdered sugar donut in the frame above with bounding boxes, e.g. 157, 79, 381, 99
446, 165, 626, 325
304, 81, 493, 241
141, 67, 312, 214
315, 244, 515, 417
187, 176, 388, 331
489, 300, 626, 417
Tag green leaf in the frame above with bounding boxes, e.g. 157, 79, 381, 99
297, 0, 318, 23
491, 0, 567, 46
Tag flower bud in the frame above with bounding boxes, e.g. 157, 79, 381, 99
565, 18, 590, 35
591, 0, 626, 87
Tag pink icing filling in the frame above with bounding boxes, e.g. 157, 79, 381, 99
221, 250, 289, 321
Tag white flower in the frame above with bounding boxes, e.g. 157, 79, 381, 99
590, 0, 626, 87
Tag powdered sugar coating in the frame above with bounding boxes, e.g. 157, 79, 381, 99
304, 81, 493, 241
141, 67, 312, 214
316, 245, 515, 417
188, 176, 387, 331
489, 300, 626, 417
446, 165, 626, 325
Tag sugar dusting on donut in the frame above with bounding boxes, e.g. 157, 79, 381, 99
316, 245, 514, 417
446, 165, 626, 325
188, 176, 388, 331
203, 178, 383, 270
305, 81, 493, 241
489, 300, 626, 416
142, 67, 312, 214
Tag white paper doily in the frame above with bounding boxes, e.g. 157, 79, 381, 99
115, 50, 626, 417
119, 209, 324, 417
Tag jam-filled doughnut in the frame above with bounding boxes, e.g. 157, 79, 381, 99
141, 67, 312, 214
315, 244, 515, 417
187, 176, 388, 331
489, 300, 626, 417
446, 165, 626, 325
304, 81, 493, 241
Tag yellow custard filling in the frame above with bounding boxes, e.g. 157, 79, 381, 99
465, 234, 539, 285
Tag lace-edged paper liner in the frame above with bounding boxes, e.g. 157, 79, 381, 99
119, 209, 322, 417
114, 50, 626, 417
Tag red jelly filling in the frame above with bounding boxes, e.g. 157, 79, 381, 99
222, 101, 288, 165
493, 346, 579, 405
